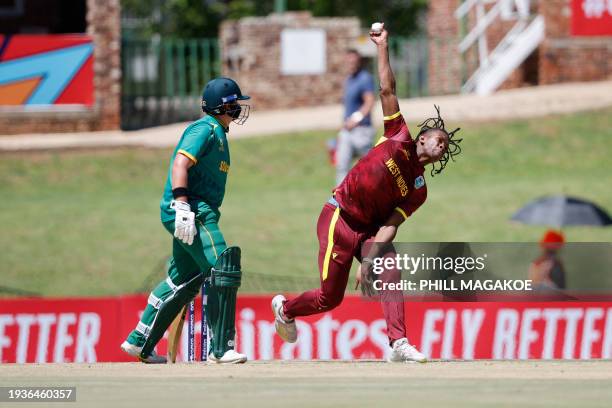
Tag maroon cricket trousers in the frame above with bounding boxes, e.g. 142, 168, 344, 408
283, 200, 406, 345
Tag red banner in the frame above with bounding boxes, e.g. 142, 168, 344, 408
0, 34, 94, 106
571, 0, 612, 36
1, 295, 611, 363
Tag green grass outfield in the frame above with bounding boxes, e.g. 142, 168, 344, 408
1, 108, 611, 296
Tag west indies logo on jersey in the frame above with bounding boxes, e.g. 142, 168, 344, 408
385, 158, 409, 197
414, 176, 425, 189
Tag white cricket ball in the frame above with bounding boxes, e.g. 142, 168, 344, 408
371, 22, 383, 33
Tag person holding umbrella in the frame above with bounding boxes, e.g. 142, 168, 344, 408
529, 230, 566, 290
512, 195, 612, 292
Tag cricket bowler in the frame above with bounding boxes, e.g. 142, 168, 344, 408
121, 77, 250, 364
272, 24, 462, 362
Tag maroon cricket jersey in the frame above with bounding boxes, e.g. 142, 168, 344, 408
334, 113, 427, 228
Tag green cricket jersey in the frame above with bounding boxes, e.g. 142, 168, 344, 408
160, 115, 230, 222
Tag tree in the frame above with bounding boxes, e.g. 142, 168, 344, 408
290, 0, 428, 36
122, 0, 428, 39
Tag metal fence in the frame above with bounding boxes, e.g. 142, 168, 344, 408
121, 36, 430, 130
387, 36, 429, 98
121, 38, 220, 130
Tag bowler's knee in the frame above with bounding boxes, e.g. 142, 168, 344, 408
316, 289, 344, 311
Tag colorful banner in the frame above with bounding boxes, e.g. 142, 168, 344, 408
0, 35, 94, 106
1, 295, 611, 363
571, 0, 612, 36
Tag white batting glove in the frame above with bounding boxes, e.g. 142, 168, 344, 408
171, 200, 196, 245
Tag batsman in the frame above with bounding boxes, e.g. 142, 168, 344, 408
121, 77, 250, 364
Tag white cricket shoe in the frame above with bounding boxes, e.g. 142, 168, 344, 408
388, 338, 427, 363
208, 349, 247, 364
120, 340, 167, 364
271, 294, 297, 343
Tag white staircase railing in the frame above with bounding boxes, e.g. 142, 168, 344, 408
455, 0, 545, 95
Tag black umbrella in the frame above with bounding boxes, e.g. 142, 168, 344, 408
511, 195, 612, 227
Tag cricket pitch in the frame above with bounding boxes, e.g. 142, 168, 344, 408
1, 360, 611, 407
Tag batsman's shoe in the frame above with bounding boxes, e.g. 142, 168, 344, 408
271, 294, 297, 343
388, 338, 427, 363
120, 341, 167, 364
208, 350, 247, 364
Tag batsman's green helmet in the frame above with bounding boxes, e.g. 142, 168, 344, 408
201, 77, 250, 116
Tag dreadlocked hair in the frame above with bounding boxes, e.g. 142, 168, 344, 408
416, 105, 462, 177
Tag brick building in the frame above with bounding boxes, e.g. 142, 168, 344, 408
219, 12, 361, 110
0, 0, 121, 135
427, 0, 612, 95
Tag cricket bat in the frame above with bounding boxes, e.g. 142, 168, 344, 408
167, 305, 187, 363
